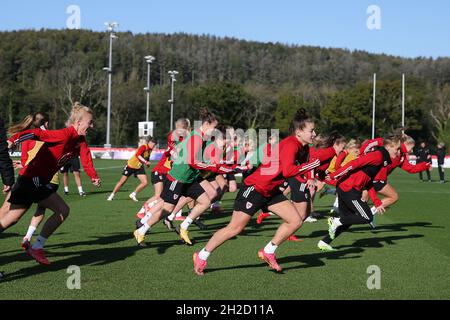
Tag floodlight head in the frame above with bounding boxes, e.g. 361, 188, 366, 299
168, 70, 179, 79
105, 22, 119, 32
145, 55, 155, 63
103, 67, 111, 72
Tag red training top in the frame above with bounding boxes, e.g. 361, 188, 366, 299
244, 135, 320, 197
152, 131, 184, 175
329, 147, 391, 193
9, 126, 98, 183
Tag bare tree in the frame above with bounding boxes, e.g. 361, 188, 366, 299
430, 84, 450, 144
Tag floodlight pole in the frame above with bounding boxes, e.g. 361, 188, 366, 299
104, 22, 118, 148
144, 56, 155, 122
168, 70, 178, 131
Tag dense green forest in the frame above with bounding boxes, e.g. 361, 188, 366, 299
0, 29, 449, 148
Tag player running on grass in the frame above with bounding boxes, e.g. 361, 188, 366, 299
307, 133, 347, 219
107, 136, 156, 202
135, 118, 191, 220
192, 108, 321, 275
317, 134, 402, 252
256, 133, 346, 240
361, 135, 431, 215
133, 108, 238, 247
322, 138, 361, 213
1, 103, 101, 265
6, 112, 61, 248
162, 125, 231, 231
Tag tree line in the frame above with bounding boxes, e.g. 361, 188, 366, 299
0, 29, 449, 149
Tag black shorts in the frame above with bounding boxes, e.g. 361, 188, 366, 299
234, 183, 288, 216
287, 177, 310, 203
373, 181, 386, 192
224, 173, 236, 181
151, 171, 166, 185
279, 180, 289, 192
206, 173, 218, 182
49, 183, 59, 193
122, 166, 146, 177
8, 176, 56, 208
160, 177, 206, 205
336, 187, 373, 222
60, 157, 81, 173
200, 170, 217, 182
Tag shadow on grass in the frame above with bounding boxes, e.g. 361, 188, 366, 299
0, 232, 185, 284
0, 232, 20, 240
205, 248, 364, 274
0, 220, 434, 281
205, 232, 425, 274
289, 221, 441, 240
83, 190, 116, 196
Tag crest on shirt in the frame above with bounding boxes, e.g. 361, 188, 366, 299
174, 194, 179, 200
383, 161, 388, 166
246, 202, 253, 210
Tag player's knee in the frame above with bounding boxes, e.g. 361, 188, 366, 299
292, 216, 302, 229
197, 194, 211, 207
60, 204, 70, 219
391, 192, 399, 203
229, 224, 245, 236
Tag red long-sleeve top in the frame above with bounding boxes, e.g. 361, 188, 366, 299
368, 151, 430, 207
374, 153, 430, 182
309, 146, 337, 181
244, 135, 321, 197
185, 130, 234, 174
152, 131, 184, 175
334, 150, 348, 170
9, 126, 98, 183
329, 147, 391, 193
360, 138, 384, 155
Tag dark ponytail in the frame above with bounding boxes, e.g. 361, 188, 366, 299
326, 131, 346, 147
289, 108, 313, 134
199, 107, 218, 124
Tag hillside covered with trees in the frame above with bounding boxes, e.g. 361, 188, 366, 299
1, 29, 449, 147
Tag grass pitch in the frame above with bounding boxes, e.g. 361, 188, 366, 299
0, 159, 449, 300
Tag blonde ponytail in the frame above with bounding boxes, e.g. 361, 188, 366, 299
68, 102, 93, 125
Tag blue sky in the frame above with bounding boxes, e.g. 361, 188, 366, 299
1, 0, 449, 58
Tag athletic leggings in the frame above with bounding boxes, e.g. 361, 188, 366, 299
322, 187, 373, 244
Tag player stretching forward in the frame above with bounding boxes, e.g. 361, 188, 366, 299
7, 112, 62, 248
317, 135, 401, 252
1, 103, 101, 265
362, 135, 431, 214
135, 118, 191, 220
133, 108, 235, 246
323, 139, 361, 213
192, 109, 321, 275
107, 136, 156, 202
